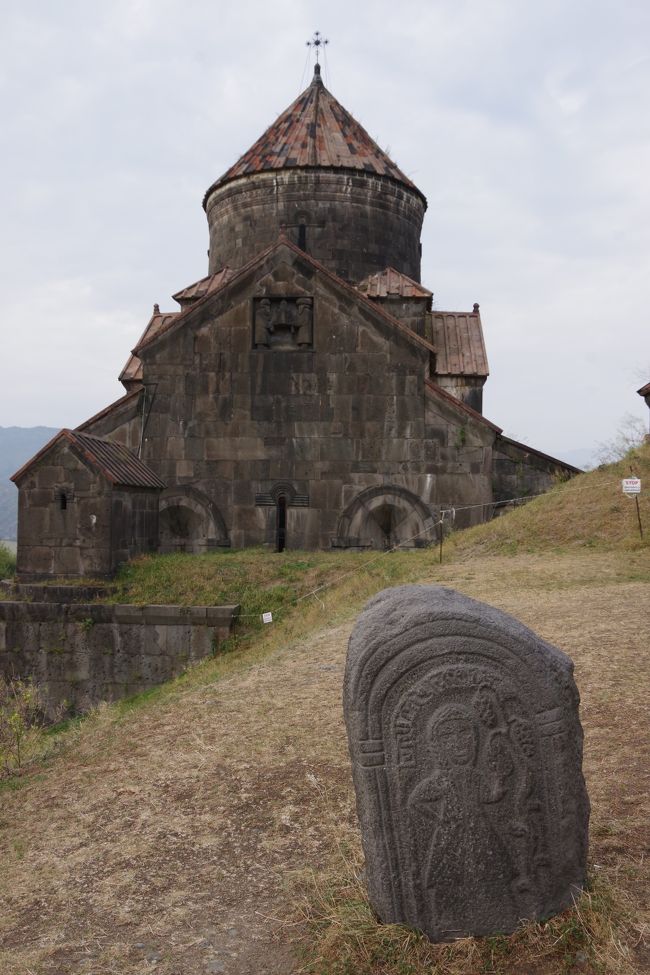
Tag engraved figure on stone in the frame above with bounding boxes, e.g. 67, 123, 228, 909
408, 702, 518, 933
295, 297, 313, 346
475, 686, 549, 911
271, 297, 295, 334
254, 298, 273, 347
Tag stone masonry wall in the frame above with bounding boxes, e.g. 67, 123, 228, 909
16, 442, 114, 580
493, 436, 579, 503
205, 170, 426, 284
0, 601, 239, 718
130, 245, 496, 550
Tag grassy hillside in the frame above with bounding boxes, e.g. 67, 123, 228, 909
450, 442, 650, 557
1, 447, 648, 974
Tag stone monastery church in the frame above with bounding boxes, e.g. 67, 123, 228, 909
13, 64, 578, 579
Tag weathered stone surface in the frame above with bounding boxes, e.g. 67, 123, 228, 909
12, 69, 580, 571
344, 585, 589, 941
0, 601, 240, 718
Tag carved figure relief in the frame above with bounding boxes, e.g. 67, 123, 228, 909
343, 584, 589, 943
406, 687, 546, 936
295, 297, 313, 346
252, 296, 313, 350
253, 297, 272, 348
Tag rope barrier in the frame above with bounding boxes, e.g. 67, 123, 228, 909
231, 491, 545, 624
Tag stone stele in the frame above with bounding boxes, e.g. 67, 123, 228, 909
344, 585, 590, 941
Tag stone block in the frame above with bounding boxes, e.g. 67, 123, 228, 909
344, 585, 589, 942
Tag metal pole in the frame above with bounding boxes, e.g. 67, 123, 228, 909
635, 496, 644, 539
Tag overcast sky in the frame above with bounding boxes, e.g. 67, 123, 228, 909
1, 0, 648, 463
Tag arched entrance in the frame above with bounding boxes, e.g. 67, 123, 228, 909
159, 486, 229, 553
336, 485, 437, 550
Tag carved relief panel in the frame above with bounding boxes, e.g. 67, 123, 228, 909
252, 296, 314, 350
344, 585, 589, 943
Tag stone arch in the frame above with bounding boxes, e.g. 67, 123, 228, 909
336, 485, 437, 550
159, 485, 229, 553
269, 480, 297, 504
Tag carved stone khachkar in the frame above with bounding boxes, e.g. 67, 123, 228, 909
344, 585, 590, 941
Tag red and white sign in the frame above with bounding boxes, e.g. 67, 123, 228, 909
622, 478, 641, 494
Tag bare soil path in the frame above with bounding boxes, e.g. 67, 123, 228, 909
1, 552, 648, 974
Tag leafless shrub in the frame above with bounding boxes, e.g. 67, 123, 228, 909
0, 675, 42, 774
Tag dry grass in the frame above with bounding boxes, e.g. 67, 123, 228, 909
448, 442, 650, 557
1, 551, 648, 974
1, 452, 649, 973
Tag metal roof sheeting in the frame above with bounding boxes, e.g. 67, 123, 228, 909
430, 311, 489, 377
357, 267, 432, 299
12, 429, 165, 488
203, 65, 422, 204
66, 431, 165, 488
172, 267, 234, 305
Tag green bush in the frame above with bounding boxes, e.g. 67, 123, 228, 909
0, 543, 16, 579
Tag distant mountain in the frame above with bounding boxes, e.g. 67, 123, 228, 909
0, 426, 59, 540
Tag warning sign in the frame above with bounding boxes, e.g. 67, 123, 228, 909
622, 478, 641, 495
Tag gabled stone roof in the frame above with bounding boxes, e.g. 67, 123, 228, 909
133, 235, 438, 361
203, 65, 424, 205
12, 430, 165, 489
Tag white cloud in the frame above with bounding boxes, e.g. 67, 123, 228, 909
0, 0, 648, 455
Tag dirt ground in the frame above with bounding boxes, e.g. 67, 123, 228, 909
0, 551, 648, 974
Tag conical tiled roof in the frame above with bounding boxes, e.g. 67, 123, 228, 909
203, 65, 422, 206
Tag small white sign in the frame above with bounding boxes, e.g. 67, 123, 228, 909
262, 612, 273, 624
622, 478, 641, 495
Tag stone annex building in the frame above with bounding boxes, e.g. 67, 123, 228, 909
13, 65, 578, 580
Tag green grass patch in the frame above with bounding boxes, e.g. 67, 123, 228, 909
107, 546, 440, 639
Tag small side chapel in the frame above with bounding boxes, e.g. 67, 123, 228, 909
12, 61, 578, 579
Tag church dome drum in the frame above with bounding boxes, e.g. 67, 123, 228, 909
203, 65, 427, 284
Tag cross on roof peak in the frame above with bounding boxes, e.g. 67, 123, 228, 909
306, 30, 328, 64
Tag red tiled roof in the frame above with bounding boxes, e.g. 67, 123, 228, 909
119, 306, 178, 388
203, 65, 424, 205
357, 267, 432, 299
172, 267, 234, 306
12, 430, 165, 488
430, 309, 489, 377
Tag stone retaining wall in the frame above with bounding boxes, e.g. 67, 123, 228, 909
0, 601, 239, 718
